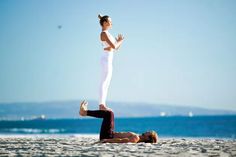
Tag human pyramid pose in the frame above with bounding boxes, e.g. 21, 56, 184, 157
79, 15, 158, 143
79, 100, 158, 143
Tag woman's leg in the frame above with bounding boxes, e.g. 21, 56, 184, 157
99, 57, 113, 107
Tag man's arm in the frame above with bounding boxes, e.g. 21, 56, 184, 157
101, 135, 139, 143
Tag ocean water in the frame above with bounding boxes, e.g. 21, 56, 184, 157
0, 115, 235, 139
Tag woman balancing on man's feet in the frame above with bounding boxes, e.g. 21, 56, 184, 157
79, 100, 158, 143
98, 14, 124, 111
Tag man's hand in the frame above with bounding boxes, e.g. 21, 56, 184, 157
99, 139, 108, 143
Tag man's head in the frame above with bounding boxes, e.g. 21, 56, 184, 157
139, 131, 158, 143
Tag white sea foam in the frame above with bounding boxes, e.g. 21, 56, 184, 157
0, 133, 99, 138
1, 128, 66, 134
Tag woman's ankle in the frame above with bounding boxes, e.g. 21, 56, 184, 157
99, 104, 112, 111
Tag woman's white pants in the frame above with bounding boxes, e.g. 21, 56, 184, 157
99, 52, 113, 105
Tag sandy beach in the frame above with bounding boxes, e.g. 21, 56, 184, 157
0, 135, 235, 157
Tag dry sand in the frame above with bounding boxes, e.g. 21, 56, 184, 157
0, 135, 235, 157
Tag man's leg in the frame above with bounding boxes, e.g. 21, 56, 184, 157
80, 101, 114, 140
87, 110, 114, 140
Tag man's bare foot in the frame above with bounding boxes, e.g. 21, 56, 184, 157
99, 104, 112, 111
79, 100, 88, 116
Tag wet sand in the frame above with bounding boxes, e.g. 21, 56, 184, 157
0, 135, 235, 156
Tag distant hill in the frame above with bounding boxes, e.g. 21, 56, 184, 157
0, 100, 235, 120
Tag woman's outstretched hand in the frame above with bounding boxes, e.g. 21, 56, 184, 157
116, 34, 124, 42
114, 34, 124, 50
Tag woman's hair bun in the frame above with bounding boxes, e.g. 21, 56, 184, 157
98, 14, 103, 20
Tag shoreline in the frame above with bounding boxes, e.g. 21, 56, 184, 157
0, 133, 99, 138
0, 133, 235, 140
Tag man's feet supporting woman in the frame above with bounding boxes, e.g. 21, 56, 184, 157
80, 100, 112, 117
79, 100, 88, 116
99, 104, 112, 111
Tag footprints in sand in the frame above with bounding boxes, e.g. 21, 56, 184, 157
0, 137, 236, 156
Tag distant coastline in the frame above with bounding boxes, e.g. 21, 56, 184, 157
0, 100, 235, 120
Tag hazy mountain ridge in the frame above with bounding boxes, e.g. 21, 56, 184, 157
0, 100, 235, 120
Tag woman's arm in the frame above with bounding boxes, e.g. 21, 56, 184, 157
114, 34, 123, 50
101, 32, 124, 49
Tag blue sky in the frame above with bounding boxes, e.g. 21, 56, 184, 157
0, 0, 235, 110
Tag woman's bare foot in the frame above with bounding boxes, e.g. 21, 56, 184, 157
99, 104, 112, 111
79, 100, 88, 116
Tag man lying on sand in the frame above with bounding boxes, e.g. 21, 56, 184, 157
79, 100, 158, 143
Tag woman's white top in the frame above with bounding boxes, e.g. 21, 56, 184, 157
101, 30, 116, 52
